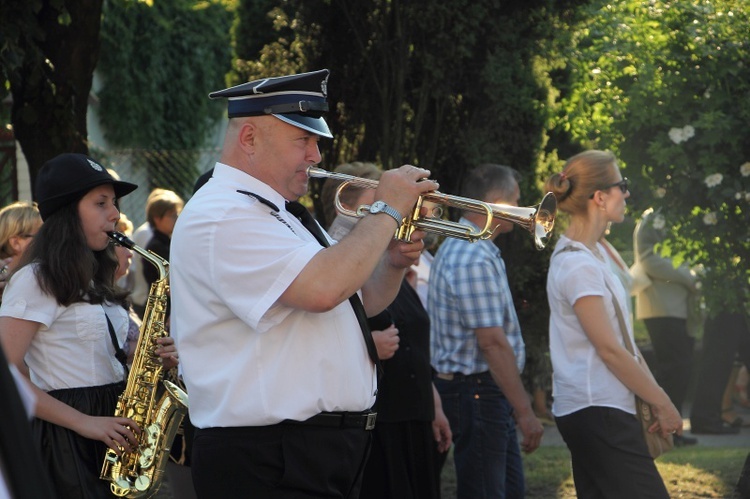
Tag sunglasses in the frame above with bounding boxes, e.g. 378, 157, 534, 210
589, 177, 628, 198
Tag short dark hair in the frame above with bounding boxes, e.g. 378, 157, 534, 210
460, 164, 520, 203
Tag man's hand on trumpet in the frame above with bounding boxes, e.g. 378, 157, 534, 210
374, 165, 439, 221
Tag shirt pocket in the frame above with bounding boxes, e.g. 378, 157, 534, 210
74, 304, 106, 341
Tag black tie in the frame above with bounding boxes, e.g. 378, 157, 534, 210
286, 201, 382, 377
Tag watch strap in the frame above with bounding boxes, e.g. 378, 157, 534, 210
372, 202, 403, 227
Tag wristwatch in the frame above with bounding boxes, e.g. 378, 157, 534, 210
368, 200, 403, 227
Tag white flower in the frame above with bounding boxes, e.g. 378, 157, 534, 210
704, 173, 723, 188
741, 162, 750, 177
668, 125, 696, 144
655, 187, 666, 198
703, 212, 718, 225
669, 127, 685, 144
652, 214, 666, 230
737, 192, 744, 200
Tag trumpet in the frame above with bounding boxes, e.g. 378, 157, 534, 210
308, 166, 556, 250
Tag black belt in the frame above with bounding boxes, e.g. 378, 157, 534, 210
282, 411, 377, 431
436, 370, 491, 381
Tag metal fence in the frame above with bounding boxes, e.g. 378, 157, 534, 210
98, 148, 222, 228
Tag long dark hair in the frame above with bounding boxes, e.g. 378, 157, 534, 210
17, 202, 128, 307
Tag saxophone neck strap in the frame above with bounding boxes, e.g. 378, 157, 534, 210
103, 307, 129, 377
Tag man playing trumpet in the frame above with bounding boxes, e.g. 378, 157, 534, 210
170, 69, 437, 498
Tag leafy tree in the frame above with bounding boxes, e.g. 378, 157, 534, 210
0, 0, 103, 184
98, 0, 232, 194
231, 0, 591, 396
559, 0, 750, 315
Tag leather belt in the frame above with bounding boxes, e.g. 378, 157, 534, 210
283, 411, 377, 431
436, 371, 491, 382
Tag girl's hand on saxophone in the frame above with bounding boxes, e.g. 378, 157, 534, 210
156, 336, 179, 370
77, 416, 141, 456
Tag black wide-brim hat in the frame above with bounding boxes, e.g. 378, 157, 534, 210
36, 153, 138, 221
209, 69, 333, 138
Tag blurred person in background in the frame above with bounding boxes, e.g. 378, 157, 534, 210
633, 207, 700, 443
321, 161, 452, 499
130, 188, 170, 317
0, 201, 43, 303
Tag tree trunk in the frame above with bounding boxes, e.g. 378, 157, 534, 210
9, 0, 103, 194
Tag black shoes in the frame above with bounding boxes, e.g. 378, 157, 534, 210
690, 418, 741, 435
673, 434, 698, 447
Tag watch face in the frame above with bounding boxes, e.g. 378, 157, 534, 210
370, 201, 384, 213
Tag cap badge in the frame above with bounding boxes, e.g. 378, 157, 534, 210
87, 158, 104, 172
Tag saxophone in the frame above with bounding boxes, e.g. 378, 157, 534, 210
100, 231, 189, 497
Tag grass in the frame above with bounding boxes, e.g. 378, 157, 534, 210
441, 446, 748, 498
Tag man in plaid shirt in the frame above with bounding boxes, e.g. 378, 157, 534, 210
429, 163, 544, 499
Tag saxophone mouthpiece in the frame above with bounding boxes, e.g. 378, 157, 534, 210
107, 231, 137, 249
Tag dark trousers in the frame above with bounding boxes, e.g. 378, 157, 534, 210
191, 424, 372, 499
435, 372, 524, 499
691, 312, 749, 423
555, 406, 669, 499
643, 317, 695, 413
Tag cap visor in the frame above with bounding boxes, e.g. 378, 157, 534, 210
274, 114, 332, 138
113, 180, 139, 199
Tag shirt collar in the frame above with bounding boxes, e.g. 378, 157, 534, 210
213, 162, 289, 213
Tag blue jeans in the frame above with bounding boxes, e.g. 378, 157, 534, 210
436, 371, 524, 499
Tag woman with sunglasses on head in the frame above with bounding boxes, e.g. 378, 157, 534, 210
0, 153, 177, 498
543, 150, 682, 498
0, 201, 42, 304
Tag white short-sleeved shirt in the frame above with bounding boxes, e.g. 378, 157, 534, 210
170, 163, 377, 428
547, 235, 637, 417
0, 264, 129, 391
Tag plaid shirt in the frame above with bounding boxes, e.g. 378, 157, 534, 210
428, 218, 525, 375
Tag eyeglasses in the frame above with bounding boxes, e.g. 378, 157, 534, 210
21, 233, 36, 239
589, 178, 628, 198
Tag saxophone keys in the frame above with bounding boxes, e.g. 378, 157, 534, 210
139, 447, 155, 468
135, 475, 151, 492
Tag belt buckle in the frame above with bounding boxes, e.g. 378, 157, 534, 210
436, 372, 455, 381
365, 412, 377, 431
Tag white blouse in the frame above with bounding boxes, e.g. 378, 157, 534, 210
547, 236, 637, 418
0, 264, 129, 391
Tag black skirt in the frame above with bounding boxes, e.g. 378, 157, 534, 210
359, 420, 440, 499
33, 382, 125, 499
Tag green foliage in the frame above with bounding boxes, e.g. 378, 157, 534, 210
97, 0, 232, 193
557, 0, 750, 315
228, 1, 592, 373
98, 0, 232, 150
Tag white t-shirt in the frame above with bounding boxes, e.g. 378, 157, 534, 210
412, 250, 433, 309
170, 163, 377, 428
547, 235, 637, 418
0, 264, 129, 391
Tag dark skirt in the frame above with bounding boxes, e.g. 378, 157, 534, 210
33, 382, 125, 499
359, 420, 440, 499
